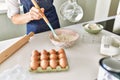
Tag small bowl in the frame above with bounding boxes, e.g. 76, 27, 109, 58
83, 23, 103, 34
49, 29, 79, 48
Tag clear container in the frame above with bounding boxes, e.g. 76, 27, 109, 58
60, 0, 83, 23
0, 65, 32, 80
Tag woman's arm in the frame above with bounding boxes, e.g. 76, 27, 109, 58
6, 0, 44, 24
11, 7, 44, 24
11, 12, 32, 24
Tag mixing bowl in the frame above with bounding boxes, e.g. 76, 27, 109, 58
49, 28, 79, 48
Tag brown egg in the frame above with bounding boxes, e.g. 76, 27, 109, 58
49, 49, 56, 54
41, 60, 49, 69
30, 61, 40, 70
50, 59, 58, 69
58, 48, 65, 54
59, 58, 67, 68
40, 54, 49, 60
31, 55, 39, 61
32, 50, 40, 56
41, 49, 48, 55
58, 53, 66, 59
50, 54, 57, 60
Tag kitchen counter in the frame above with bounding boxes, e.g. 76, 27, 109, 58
0, 23, 120, 80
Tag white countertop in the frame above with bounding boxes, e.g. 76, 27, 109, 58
0, 23, 120, 80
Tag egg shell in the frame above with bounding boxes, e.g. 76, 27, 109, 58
31, 55, 40, 61
41, 60, 49, 69
32, 50, 40, 56
49, 49, 57, 54
50, 59, 58, 69
40, 54, 49, 60
58, 53, 66, 59
58, 48, 65, 54
50, 54, 57, 60
41, 49, 48, 55
59, 58, 67, 68
30, 61, 40, 70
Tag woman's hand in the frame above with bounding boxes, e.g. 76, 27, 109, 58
28, 7, 45, 20
11, 7, 45, 24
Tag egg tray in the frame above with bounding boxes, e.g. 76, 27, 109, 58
29, 65, 69, 73
29, 49, 69, 73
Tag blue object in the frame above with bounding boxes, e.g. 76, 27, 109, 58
20, 0, 60, 34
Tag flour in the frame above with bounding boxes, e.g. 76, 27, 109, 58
58, 33, 74, 42
88, 24, 100, 30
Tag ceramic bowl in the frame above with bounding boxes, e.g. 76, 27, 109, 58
49, 28, 79, 48
98, 57, 120, 80
83, 23, 103, 34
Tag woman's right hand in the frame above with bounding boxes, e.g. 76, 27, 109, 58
28, 7, 45, 21
10, 7, 45, 24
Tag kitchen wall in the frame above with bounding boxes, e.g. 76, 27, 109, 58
54, 0, 96, 27
0, 13, 26, 41
113, 0, 120, 34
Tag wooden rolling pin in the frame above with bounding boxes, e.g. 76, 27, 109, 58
0, 32, 34, 64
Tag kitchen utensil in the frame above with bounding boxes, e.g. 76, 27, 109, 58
102, 57, 120, 72
31, 0, 59, 40
100, 36, 120, 56
0, 32, 34, 64
97, 57, 120, 80
49, 28, 79, 48
60, 0, 83, 22
83, 23, 103, 34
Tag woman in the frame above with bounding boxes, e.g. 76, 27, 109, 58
6, 0, 60, 34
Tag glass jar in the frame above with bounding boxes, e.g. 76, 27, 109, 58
60, 0, 83, 23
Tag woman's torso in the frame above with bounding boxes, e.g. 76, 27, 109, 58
20, 0, 60, 34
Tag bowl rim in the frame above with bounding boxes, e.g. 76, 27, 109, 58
49, 28, 80, 43
83, 23, 103, 31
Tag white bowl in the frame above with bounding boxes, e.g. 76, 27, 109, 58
83, 23, 103, 34
49, 29, 79, 48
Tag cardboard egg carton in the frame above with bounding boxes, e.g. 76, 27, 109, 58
29, 48, 69, 73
